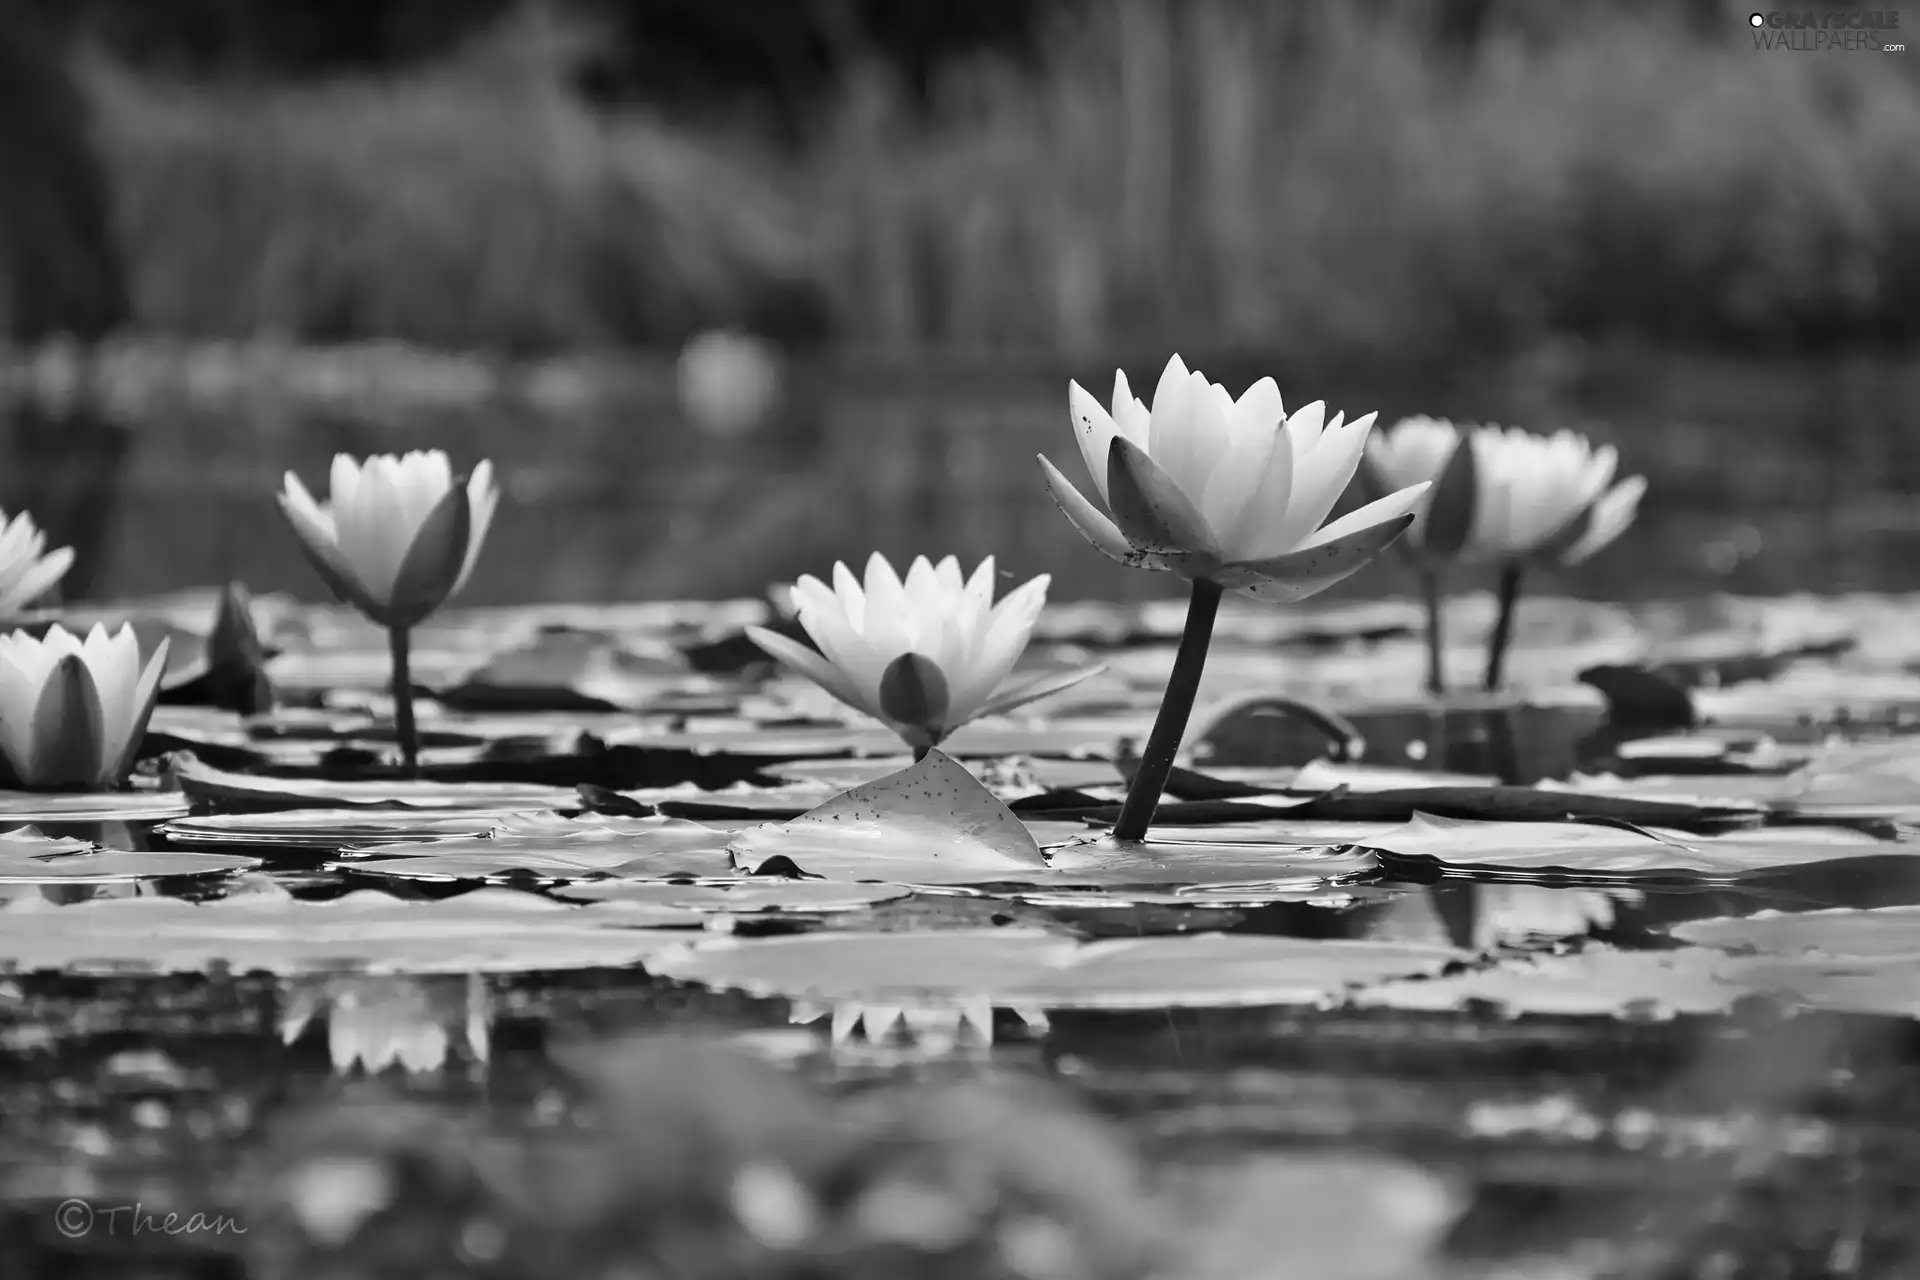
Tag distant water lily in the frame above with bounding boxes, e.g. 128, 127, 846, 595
0, 624, 168, 790
0, 508, 76, 617
277, 451, 498, 774
747, 553, 1100, 756
1040, 356, 1428, 842
1365, 418, 1646, 694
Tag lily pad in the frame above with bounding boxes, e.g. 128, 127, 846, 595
168, 753, 581, 811
557, 880, 915, 913
651, 929, 1468, 1011
158, 807, 543, 848
0, 827, 259, 883
728, 750, 1050, 883
336, 815, 738, 882
1359, 813, 1908, 883
0, 790, 191, 822
1670, 905, 1920, 958
1349, 946, 1752, 1019
0, 886, 692, 974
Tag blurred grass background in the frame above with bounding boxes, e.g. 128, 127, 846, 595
3, 0, 1919, 602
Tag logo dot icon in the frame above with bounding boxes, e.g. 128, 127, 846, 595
1749, 11, 1765, 25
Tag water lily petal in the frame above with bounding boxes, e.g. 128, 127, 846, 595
26, 653, 106, 787
1258, 409, 1375, 556
747, 625, 883, 721
278, 491, 383, 618
1038, 455, 1165, 570
974, 663, 1106, 720
109, 637, 170, 784
1068, 380, 1120, 503
1415, 436, 1478, 558
952, 573, 1049, 719
452, 460, 499, 595
1225, 512, 1415, 589
385, 482, 473, 630
79, 625, 142, 771
1106, 437, 1216, 557
0, 544, 73, 616
1562, 475, 1647, 565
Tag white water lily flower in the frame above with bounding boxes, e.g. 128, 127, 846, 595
1365, 417, 1647, 565
1039, 355, 1429, 602
0, 623, 169, 789
277, 451, 499, 629
0, 508, 76, 616
746, 553, 1097, 752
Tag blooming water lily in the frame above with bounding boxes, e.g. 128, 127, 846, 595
0, 508, 76, 617
747, 553, 1100, 755
1364, 418, 1647, 694
0, 624, 168, 790
277, 451, 498, 773
1040, 356, 1428, 841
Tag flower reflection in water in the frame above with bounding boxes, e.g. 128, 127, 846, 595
280, 973, 491, 1078
789, 997, 1050, 1056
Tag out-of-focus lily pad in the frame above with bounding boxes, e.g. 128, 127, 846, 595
1350, 946, 1750, 1019
1671, 904, 1920, 957
434, 628, 700, 712
1359, 813, 1904, 883
651, 929, 1467, 1011
168, 753, 582, 811
0, 887, 691, 974
0, 790, 191, 822
558, 880, 915, 913
728, 750, 1050, 883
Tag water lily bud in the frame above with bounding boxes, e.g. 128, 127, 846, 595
0, 623, 168, 789
1039, 355, 1428, 603
877, 652, 951, 748
0, 507, 76, 618
746, 553, 1101, 752
1366, 417, 1646, 566
277, 451, 499, 629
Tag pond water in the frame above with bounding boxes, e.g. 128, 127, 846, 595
5, 587, 1920, 1276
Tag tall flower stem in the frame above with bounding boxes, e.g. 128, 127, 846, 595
1483, 564, 1525, 693
1112, 578, 1223, 843
1420, 567, 1446, 697
388, 625, 420, 777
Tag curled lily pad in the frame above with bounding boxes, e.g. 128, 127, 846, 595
728, 750, 1050, 884
652, 929, 1467, 1011
1360, 813, 1904, 883
0, 790, 190, 822
0, 886, 692, 974
159, 807, 543, 848
168, 752, 581, 811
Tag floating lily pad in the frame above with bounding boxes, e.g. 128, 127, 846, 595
651, 929, 1467, 1011
1359, 813, 1908, 883
0, 887, 691, 974
0, 790, 192, 822
1042, 833, 1379, 889
336, 815, 738, 882
558, 880, 915, 913
0, 827, 259, 883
